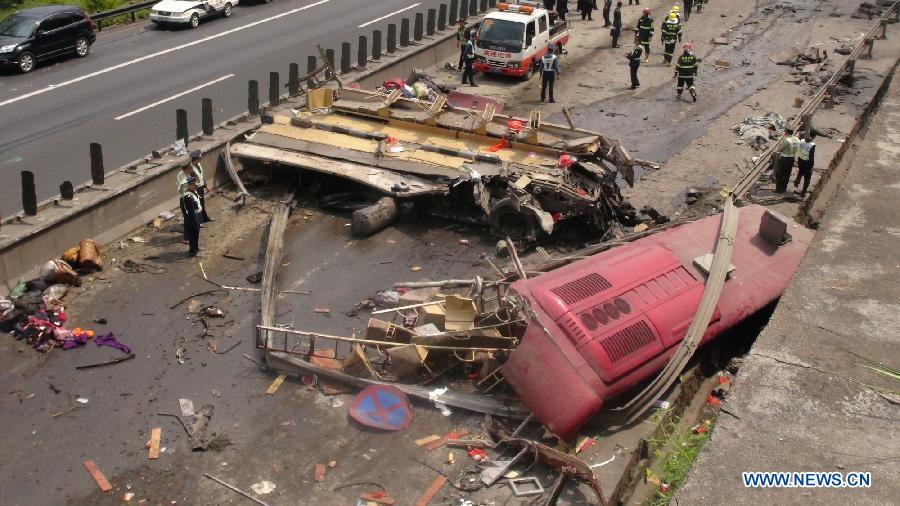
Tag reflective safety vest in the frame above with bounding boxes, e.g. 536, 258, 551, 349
796, 140, 815, 161
676, 53, 697, 77
661, 20, 681, 44
542, 53, 558, 73
637, 15, 654, 38
779, 135, 800, 157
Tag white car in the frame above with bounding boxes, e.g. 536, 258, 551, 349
149, 0, 236, 29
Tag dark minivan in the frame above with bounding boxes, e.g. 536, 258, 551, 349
0, 5, 96, 73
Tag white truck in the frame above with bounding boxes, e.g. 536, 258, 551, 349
473, 1, 570, 79
149, 0, 236, 29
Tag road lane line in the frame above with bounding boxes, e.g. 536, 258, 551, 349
358, 3, 421, 28
114, 74, 234, 120
0, 0, 332, 109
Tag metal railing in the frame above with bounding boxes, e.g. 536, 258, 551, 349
91, 0, 156, 31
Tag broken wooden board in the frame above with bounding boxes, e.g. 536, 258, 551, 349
314, 463, 326, 482
83, 460, 112, 492
231, 143, 450, 197
414, 476, 447, 506
266, 373, 288, 395
423, 429, 470, 451
415, 435, 442, 446
148, 428, 161, 460
360, 493, 395, 505
260, 201, 293, 354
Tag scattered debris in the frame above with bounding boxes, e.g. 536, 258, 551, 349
250, 481, 277, 495
83, 460, 112, 492
266, 374, 288, 395
414, 476, 446, 506
205, 474, 271, 506
732, 112, 787, 150
148, 428, 162, 459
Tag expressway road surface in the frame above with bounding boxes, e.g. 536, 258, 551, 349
0, 0, 450, 217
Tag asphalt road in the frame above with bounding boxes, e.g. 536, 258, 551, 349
0, 0, 450, 217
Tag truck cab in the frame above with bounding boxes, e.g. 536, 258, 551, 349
473, 1, 569, 79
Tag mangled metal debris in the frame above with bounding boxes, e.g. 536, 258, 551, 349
231, 84, 659, 240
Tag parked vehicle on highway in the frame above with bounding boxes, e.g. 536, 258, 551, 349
474, 1, 570, 80
149, 0, 236, 29
0, 5, 95, 73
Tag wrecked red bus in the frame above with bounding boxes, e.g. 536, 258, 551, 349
502, 205, 814, 438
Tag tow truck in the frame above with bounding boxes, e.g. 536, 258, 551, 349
473, 1, 570, 79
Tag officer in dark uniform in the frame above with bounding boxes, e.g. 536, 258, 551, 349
675, 42, 698, 101
556, 0, 569, 21
181, 176, 203, 257
611, 2, 623, 47
637, 8, 654, 62
684, 0, 694, 20
461, 33, 477, 87
627, 34, 643, 89
540, 42, 560, 103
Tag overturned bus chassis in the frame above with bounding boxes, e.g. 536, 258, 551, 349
230, 87, 651, 239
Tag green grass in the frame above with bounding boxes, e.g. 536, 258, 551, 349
647, 417, 714, 506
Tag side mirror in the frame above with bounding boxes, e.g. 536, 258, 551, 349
34, 29, 46, 37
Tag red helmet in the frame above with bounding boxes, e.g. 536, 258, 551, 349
643, 8, 651, 14
683, 42, 693, 50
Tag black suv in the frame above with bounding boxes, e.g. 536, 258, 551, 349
0, 5, 96, 73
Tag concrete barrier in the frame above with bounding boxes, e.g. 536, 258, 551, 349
0, 16, 476, 296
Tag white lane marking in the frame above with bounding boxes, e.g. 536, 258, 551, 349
115, 74, 234, 120
0, 0, 331, 109
358, 3, 421, 28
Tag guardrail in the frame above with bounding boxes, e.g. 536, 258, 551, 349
91, 0, 156, 31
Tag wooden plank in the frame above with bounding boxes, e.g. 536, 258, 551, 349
266, 373, 288, 395
83, 460, 112, 492
415, 435, 442, 446
148, 428, 161, 459
230, 143, 448, 197
260, 201, 293, 354
414, 476, 447, 506
360, 493, 395, 505
314, 463, 326, 482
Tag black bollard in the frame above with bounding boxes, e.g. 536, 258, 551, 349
414, 13, 424, 41
480, 0, 488, 11
307, 55, 318, 76
460, 0, 468, 20
21, 171, 36, 216
269, 72, 279, 106
357, 35, 367, 68
176, 109, 188, 146
373, 30, 383, 59
469, 0, 476, 16
341, 42, 351, 74
289, 63, 300, 95
489, 0, 496, 6
450, 0, 458, 24
400, 18, 410, 46
325, 48, 335, 69
427, 9, 436, 36
60, 181, 74, 201
387, 23, 397, 52
439, 4, 447, 30
89, 142, 104, 185
202, 98, 213, 135
248, 80, 259, 115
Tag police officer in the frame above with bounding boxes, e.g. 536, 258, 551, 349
556, 0, 569, 21
611, 2, 623, 47
190, 150, 213, 223
774, 127, 800, 193
177, 158, 196, 243
683, 0, 694, 20
675, 42, 698, 100
627, 34, 643, 89
181, 176, 203, 257
540, 43, 560, 103
661, 13, 682, 65
602, 0, 612, 26
637, 8, 654, 63
696, 0, 705, 13
461, 32, 477, 87
794, 132, 816, 196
